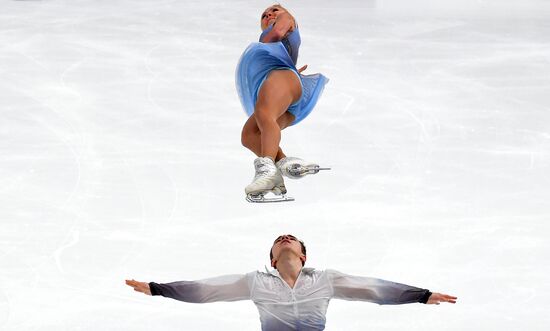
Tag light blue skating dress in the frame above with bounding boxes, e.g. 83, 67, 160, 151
235, 24, 328, 125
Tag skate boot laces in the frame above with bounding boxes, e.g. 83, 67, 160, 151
253, 158, 277, 180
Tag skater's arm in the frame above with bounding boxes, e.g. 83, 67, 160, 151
261, 12, 295, 43
125, 273, 252, 303
328, 270, 456, 305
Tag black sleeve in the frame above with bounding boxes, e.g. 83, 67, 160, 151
149, 282, 162, 296
419, 291, 432, 304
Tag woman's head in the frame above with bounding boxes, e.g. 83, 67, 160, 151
260, 4, 291, 30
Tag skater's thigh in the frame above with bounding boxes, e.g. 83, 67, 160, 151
255, 69, 302, 120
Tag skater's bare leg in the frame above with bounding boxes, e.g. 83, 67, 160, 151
241, 111, 295, 161
252, 70, 301, 161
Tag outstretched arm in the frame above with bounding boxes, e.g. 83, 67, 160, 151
328, 270, 456, 305
125, 273, 253, 303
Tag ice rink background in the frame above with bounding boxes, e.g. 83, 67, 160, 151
1, 0, 550, 329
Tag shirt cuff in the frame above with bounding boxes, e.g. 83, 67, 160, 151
419, 290, 432, 304
149, 282, 161, 296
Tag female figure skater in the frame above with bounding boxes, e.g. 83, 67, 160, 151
236, 4, 329, 201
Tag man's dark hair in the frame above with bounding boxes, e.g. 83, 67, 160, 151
269, 236, 307, 268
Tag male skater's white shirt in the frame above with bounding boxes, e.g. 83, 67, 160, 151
149, 268, 430, 331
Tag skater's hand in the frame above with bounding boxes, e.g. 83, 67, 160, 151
298, 64, 308, 73
125, 279, 152, 296
426, 292, 457, 305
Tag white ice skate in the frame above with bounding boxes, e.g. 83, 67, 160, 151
276, 157, 331, 180
245, 157, 294, 203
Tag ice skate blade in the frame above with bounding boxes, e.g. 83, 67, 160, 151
246, 193, 295, 203
288, 166, 331, 177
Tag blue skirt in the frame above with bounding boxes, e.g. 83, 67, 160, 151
235, 42, 328, 125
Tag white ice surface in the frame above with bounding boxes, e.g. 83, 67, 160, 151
1, 0, 550, 330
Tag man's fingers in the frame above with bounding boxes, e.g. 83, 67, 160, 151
126, 279, 145, 291
427, 293, 457, 305
440, 295, 456, 304
443, 294, 457, 303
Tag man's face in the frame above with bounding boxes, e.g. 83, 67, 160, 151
271, 234, 305, 267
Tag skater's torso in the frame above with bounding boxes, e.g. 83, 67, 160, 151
252, 268, 331, 331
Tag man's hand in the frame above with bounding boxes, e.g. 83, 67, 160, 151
427, 292, 457, 304
298, 65, 308, 73
125, 279, 152, 296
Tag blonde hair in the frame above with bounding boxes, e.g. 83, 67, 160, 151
260, 4, 296, 30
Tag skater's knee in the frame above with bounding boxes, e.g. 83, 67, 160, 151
254, 106, 277, 127
241, 132, 249, 148
241, 127, 255, 148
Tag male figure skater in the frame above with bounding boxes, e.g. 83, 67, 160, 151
126, 234, 456, 330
